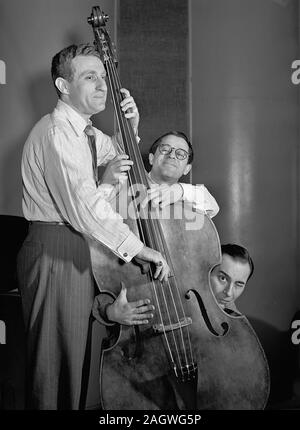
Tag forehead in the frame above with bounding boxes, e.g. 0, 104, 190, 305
71, 55, 105, 76
217, 254, 251, 282
160, 135, 189, 152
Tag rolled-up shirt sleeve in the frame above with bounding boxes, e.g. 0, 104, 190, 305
43, 126, 144, 262
180, 183, 219, 218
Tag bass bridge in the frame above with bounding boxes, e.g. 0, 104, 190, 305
173, 361, 198, 382
152, 316, 192, 333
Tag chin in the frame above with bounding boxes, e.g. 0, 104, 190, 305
162, 173, 180, 183
159, 174, 175, 183
93, 99, 106, 109
90, 105, 106, 115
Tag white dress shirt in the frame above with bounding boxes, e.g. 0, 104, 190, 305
22, 99, 144, 262
179, 183, 219, 218
147, 173, 219, 218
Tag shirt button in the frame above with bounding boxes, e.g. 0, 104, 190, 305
123, 253, 128, 257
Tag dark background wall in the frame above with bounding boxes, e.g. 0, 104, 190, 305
0, 0, 115, 216
117, 0, 189, 170
0, 0, 299, 409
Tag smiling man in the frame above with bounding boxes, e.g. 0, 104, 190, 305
146, 131, 219, 217
210, 244, 254, 313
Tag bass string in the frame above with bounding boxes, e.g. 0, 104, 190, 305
104, 58, 179, 366
154, 277, 195, 371
135, 188, 194, 369
147, 217, 195, 368
91, 20, 182, 380
105, 55, 194, 373
109, 57, 195, 370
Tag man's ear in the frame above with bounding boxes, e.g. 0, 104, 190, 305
148, 153, 154, 166
183, 164, 192, 176
55, 77, 70, 96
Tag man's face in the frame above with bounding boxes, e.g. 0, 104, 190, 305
148, 135, 192, 184
210, 254, 251, 309
65, 55, 107, 117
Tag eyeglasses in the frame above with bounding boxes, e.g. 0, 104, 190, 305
158, 143, 189, 161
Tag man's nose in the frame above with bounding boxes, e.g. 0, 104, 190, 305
224, 283, 234, 297
167, 148, 176, 158
96, 77, 107, 90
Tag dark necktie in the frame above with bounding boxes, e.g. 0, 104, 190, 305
84, 124, 99, 187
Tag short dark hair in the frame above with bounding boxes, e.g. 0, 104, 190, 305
221, 243, 254, 281
149, 131, 194, 164
51, 43, 101, 97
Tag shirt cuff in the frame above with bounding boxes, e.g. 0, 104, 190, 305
92, 293, 116, 326
116, 231, 144, 262
180, 183, 204, 204
180, 183, 219, 218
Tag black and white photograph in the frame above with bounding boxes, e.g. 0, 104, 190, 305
0, 0, 299, 424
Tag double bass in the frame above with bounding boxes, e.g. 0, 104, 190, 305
87, 5, 270, 410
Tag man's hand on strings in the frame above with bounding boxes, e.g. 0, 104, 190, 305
120, 88, 140, 135
106, 283, 155, 326
134, 246, 170, 282
101, 154, 133, 185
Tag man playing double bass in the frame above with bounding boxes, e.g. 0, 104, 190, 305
17, 43, 170, 410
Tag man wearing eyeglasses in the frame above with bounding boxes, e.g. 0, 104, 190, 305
145, 131, 219, 217
93, 131, 219, 326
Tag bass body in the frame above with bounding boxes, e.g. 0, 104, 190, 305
88, 204, 270, 410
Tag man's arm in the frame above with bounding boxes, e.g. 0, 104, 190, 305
179, 183, 219, 218
44, 129, 170, 279
43, 127, 141, 262
93, 283, 155, 327
145, 183, 219, 218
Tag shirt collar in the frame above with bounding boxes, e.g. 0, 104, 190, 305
55, 99, 91, 137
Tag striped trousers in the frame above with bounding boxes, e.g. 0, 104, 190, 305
17, 223, 96, 410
